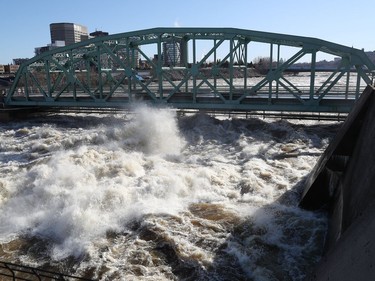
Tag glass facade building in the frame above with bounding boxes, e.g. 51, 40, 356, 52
50, 23, 89, 46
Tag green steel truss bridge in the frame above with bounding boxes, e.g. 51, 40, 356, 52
5, 27, 375, 114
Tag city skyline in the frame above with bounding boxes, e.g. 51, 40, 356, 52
2, 0, 374, 64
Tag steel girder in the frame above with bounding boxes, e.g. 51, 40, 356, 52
6, 27, 375, 113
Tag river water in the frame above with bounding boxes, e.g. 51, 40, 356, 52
0, 103, 341, 280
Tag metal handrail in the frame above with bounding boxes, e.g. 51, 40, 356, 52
0, 261, 94, 281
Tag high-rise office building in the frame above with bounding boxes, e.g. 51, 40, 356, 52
162, 40, 188, 67
50, 23, 89, 46
163, 42, 182, 66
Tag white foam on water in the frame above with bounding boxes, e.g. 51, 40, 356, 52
0, 106, 189, 259
0, 106, 336, 279
121, 105, 186, 155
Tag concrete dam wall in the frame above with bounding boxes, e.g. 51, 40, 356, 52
300, 85, 375, 280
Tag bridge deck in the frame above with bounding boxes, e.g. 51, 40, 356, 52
8, 90, 356, 113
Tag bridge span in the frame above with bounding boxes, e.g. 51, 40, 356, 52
4, 27, 375, 114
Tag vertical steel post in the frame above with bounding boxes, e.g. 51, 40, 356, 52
85, 60, 91, 91
69, 50, 76, 100
310, 50, 317, 100
126, 38, 132, 95
214, 39, 217, 91
276, 44, 280, 98
131, 47, 135, 91
193, 34, 197, 102
244, 40, 248, 91
229, 38, 234, 100
97, 45, 103, 99
345, 71, 350, 99
24, 72, 29, 100
268, 43, 273, 101
157, 34, 163, 98
355, 68, 361, 99
45, 60, 52, 98
181, 37, 189, 93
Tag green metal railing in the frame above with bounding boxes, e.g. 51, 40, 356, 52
5, 27, 375, 113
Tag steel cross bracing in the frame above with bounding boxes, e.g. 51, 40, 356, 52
6, 27, 375, 113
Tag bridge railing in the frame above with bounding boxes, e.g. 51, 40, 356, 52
5, 28, 375, 113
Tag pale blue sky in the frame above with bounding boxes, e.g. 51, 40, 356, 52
1, 0, 373, 64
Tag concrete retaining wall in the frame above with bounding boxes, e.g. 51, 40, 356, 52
300, 85, 375, 280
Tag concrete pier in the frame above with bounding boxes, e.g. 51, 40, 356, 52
300, 85, 375, 280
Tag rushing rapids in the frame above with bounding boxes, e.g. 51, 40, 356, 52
0, 105, 340, 280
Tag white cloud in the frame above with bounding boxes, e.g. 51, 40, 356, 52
174, 19, 181, 27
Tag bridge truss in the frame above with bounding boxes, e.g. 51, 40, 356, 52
6, 27, 375, 113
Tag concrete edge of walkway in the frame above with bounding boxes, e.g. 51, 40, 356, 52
300, 84, 375, 280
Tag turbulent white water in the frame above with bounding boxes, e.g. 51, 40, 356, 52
0, 105, 340, 280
